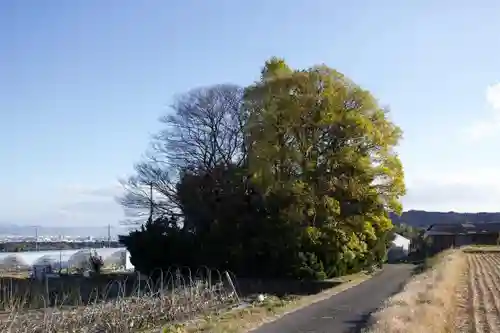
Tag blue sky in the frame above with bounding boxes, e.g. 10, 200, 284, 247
2, 0, 500, 227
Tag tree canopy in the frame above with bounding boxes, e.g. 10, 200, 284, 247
119, 58, 406, 280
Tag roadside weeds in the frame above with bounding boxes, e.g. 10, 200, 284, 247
160, 270, 377, 333
364, 249, 467, 333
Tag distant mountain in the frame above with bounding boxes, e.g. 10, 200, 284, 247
390, 210, 500, 229
4, 211, 499, 236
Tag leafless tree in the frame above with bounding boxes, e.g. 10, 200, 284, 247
118, 84, 246, 224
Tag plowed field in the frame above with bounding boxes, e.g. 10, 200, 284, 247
462, 252, 500, 333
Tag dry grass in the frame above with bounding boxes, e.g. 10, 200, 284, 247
0, 271, 30, 279
161, 270, 375, 333
365, 249, 467, 333
463, 245, 500, 253
0, 267, 376, 333
0, 269, 239, 333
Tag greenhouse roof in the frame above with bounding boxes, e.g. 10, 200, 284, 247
0, 247, 129, 270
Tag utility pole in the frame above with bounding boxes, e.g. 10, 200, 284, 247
35, 226, 39, 252
149, 182, 154, 222
107, 224, 111, 248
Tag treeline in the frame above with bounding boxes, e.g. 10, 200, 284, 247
0, 241, 123, 252
119, 58, 406, 280
392, 223, 422, 240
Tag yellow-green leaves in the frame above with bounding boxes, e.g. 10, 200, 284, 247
261, 57, 293, 80
243, 57, 406, 277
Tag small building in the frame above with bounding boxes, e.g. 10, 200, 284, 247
424, 222, 500, 252
387, 233, 411, 261
125, 251, 134, 270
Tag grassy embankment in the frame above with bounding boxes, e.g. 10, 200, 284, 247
365, 248, 469, 333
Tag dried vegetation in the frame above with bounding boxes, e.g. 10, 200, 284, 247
0, 269, 239, 333
365, 249, 467, 333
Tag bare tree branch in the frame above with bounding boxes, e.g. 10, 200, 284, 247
118, 84, 245, 224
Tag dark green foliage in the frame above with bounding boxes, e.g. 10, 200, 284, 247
122, 164, 312, 278
392, 222, 420, 239
120, 215, 187, 278
295, 252, 327, 280
89, 254, 104, 274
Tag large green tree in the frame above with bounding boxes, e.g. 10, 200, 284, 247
121, 58, 406, 279
244, 58, 405, 274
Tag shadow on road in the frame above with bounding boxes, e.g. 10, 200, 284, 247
342, 264, 414, 333
251, 263, 416, 333
343, 312, 373, 333
234, 278, 343, 297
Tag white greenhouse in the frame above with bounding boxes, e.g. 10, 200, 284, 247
0, 247, 132, 272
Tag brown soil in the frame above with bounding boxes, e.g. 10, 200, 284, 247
465, 252, 500, 333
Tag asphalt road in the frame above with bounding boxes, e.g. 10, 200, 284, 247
251, 263, 415, 333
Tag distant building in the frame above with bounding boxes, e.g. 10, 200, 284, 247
387, 233, 410, 261
424, 222, 500, 252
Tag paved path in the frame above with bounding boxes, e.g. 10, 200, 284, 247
251, 264, 415, 333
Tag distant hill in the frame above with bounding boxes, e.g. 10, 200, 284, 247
391, 210, 500, 229
4, 210, 500, 236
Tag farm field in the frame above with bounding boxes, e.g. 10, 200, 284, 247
0, 268, 240, 332
461, 251, 500, 333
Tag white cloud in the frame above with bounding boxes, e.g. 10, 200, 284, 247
403, 168, 500, 212
60, 184, 124, 199
52, 184, 125, 225
3, 170, 499, 225
1, 184, 126, 226
487, 83, 500, 110
438, 84, 500, 210
467, 83, 500, 140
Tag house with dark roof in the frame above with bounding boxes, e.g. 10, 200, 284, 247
423, 222, 500, 252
